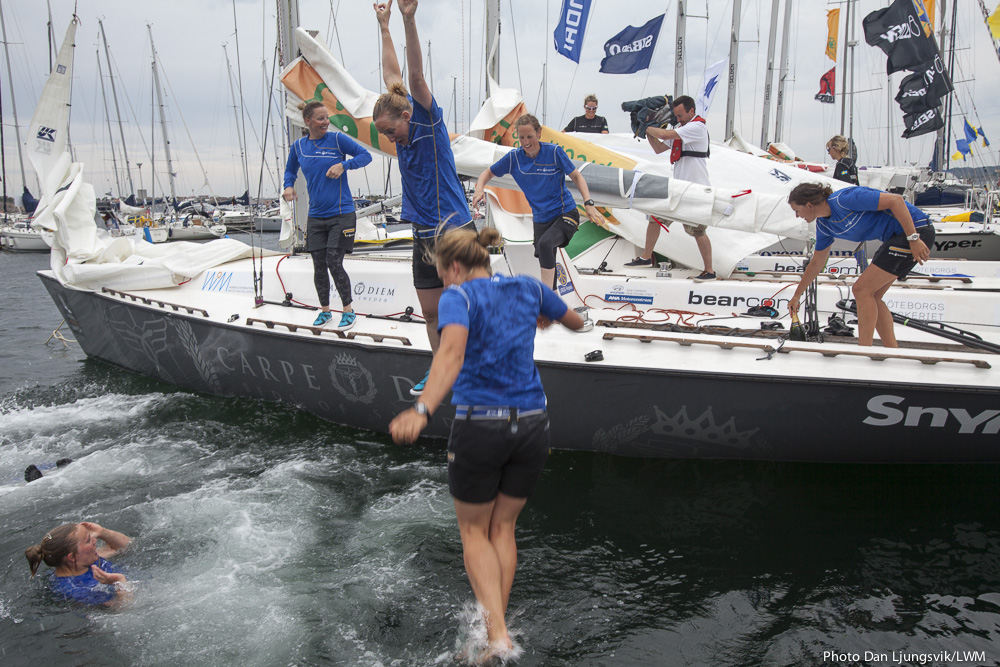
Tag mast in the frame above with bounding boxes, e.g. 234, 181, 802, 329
149, 26, 176, 203
773, 0, 793, 143
759, 0, 780, 148
847, 0, 857, 150
223, 44, 250, 204
674, 1, 686, 101
933, 0, 949, 171
99, 19, 135, 196
943, 0, 958, 171
486, 0, 500, 95
724, 0, 742, 140
839, 0, 851, 135
46, 0, 55, 72
0, 0, 28, 192
96, 46, 123, 196
150, 58, 155, 209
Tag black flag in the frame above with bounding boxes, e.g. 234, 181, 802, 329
894, 55, 954, 114
901, 106, 944, 138
863, 0, 938, 74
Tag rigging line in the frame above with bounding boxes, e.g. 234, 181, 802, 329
557, 64, 580, 130
231, 0, 252, 199
157, 52, 216, 192
504, 0, 524, 97
253, 46, 277, 219
641, 0, 673, 99
327, 0, 346, 65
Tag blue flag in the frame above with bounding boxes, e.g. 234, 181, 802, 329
964, 119, 978, 144
553, 0, 593, 63
599, 15, 665, 74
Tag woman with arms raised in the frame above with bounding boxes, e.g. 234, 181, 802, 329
390, 226, 583, 661
26, 521, 131, 606
787, 182, 933, 347
373, 0, 474, 395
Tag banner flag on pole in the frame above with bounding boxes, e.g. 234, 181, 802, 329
894, 55, 954, 113
863, 0, 938, 74
815, 67, 836, 103
964, 118, 979, 144
826, 9, 841, 61
553, 0, 594, 63
695, 59, 727, 115
901, 105, 944, 138
599, 14, 665, 74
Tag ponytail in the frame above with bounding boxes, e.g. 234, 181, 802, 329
373, 82, 413, 122
25, 523, 79, 578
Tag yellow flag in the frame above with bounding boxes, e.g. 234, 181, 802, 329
923, 0, 935, 29
988, 2, 1000, 40
826, 9, 840, 61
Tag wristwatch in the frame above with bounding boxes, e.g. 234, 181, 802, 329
907, 232, 921, 241
414, 401, 431, 420
583, 199, 595, 207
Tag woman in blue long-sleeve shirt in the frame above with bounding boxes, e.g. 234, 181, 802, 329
283, 101, 372, 329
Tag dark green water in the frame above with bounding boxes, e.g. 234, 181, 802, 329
2, 247, 999, 666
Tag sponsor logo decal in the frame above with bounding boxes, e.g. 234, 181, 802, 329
36, 126, 57, 142
352, 280, 396, 303
555, 262, 574, 296
605, 283, 654, 305
865, 395, 1000, 434
687, 290, 788, 309
883, 296, 945, 321
201, 271, 254, 295
769, 168, 792, 182
934, 239, 983, 252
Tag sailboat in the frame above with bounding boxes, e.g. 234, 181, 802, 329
33, 9, 1000, 463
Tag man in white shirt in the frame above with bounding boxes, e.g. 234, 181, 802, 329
624, 95, 715, 280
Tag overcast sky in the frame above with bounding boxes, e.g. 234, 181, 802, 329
2, 0, 998, 199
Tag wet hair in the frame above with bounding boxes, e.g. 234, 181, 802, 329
515, 113, 541, 135
25, 523, 79, 578
826, 135, 849, 153
430, 225, 502, 273
673, 95, 696, 113
788, 183, 834, 207
584, 94, 598, 106
372, 82, 413, 122
299, 101, 328, 123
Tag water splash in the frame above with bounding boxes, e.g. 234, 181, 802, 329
453, 600, 524, 665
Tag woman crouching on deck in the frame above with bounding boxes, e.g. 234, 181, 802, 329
389, 226, 583, 660
786, 182, 934, 347
26, 521, 131, 606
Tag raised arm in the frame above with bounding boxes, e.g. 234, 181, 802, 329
375, 1, 403, 89
398, 0, 432, 110
646, 126, 679, 153
80, 521, 131, 558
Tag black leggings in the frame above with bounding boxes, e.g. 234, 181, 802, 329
311, 248, 352, 308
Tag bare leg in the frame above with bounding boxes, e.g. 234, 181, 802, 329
488, 493, 528, 615
454, 497, 513, 649
416, 287, 443, 352
852, 265, 898, 347
640, 220, 661, 260
539, 267, 555, 290
695, 234, 713, 274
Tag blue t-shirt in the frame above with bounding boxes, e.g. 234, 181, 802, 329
489, 143, 579, 223
437, 274, 569, 410
815, 186, 930, 252
396, 95, 472, 229
284, 132, 372, 218
49, 557, 120, 605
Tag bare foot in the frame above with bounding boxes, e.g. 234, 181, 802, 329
476, 636, 517, 665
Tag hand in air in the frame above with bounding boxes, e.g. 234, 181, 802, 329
373, 0, 392, 26
396, 0, 418, 17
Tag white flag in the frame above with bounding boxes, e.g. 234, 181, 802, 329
695, 59, 727, 116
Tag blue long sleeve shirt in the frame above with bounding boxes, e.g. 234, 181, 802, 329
284, 132, 373, 217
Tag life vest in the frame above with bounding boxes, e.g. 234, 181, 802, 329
669, 116, 710, 164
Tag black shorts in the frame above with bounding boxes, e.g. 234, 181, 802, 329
306, 213, 356, 254
447, 410, 550, 504
870, 224, 935, 279
411, 221, 477, 290
532, 209, 580, 269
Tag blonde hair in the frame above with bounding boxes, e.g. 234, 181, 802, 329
826, 135, 850, 153
430, 225, 502, 273
515, 113, 541, 135
584, 94, 598, 106
25, 523, 79, 578
373, 82, 413, 121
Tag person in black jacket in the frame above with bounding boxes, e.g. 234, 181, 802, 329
563, 94, 609, 134
827, 135, 859, 186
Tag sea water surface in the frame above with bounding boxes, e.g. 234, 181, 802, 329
1, 242, 999, 667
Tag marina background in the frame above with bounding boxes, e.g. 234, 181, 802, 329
2, 241, 1000, 665
2, 0, 999, 201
